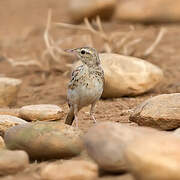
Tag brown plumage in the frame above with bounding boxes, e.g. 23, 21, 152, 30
65, 47, 104, 127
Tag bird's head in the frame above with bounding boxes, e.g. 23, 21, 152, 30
65, 47, 100, 67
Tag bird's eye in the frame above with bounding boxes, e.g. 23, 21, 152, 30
81, 50, 86, 54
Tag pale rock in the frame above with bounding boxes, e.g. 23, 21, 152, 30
0, 136, 5, 149
41, 160, 98, 180
0, 115, 27, 136
0, 149, 29, 175
83, 121, 157, 172
115, 0, 180, 23
68, 0, 116, 22
130, 93, 180, 130
74, 53, 163, 98
0, 77, 22, 107
173, 128, 180, 137
4, 122, 83, 159
125, 132, 180, 180
19, 104, 64, 121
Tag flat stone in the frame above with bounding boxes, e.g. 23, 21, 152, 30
130, 93, 180, 130
41, 160, 98, 180
74, 53, 163, 98
115, 0, 180, 23
83, 121, 157, 172
125, 132, 180, 180
19, 104, 64, 121
0, 149, 29, 176
68, 0, 116, 22
4, 122, 83, 160
0, 77, 22, 107
0, 115, 27, 136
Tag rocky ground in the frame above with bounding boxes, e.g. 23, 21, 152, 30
0, 0, 180, 180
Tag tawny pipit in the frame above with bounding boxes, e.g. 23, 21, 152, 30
65, 47, 104, 127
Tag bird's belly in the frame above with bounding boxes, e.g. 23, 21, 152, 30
68, 79, 103, 108
79, 86, 102, 106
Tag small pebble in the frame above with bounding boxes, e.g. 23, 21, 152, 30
0, 77, 22, 107
41, 160, 98, 180
0, 149, 29, 176
19, 104, 64, 121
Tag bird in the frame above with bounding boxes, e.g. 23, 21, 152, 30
65, 47, 104, 127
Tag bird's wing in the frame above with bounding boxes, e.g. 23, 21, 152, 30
68, 65, 84, 90
71, 65, 83, 78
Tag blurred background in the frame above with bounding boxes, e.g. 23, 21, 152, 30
0, 1, 180, 180
0, 0, 179, 115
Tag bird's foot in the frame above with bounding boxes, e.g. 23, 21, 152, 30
91, 114, 97, 124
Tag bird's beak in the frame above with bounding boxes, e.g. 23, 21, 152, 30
64, 48, 76, 53
64, 48, 79, 58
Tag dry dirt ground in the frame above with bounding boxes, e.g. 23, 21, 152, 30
0, 0, 180, 179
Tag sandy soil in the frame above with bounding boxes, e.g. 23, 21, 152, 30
0, 0, 180, 179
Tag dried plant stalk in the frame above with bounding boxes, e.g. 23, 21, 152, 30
6, 57, 42, 68
143, 28, 167, 57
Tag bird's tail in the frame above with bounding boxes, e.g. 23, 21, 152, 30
65, 108, 75, 125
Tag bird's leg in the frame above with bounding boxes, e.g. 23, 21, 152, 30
74, 105, 79, 128
90, 102, 97, 124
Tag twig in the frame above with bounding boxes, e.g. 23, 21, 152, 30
123, 38, 142, 55
96, 16, 105, 34
84, 17, 99, 35
109, 31, 127, 40
44, 9, 60, 63
55, 22, 89, 31
104, 43, 112, 53
116, 30, 133, 49
55, 17, 109, 45
54, 17, 141, 54
143, 28, 167, 57
6, 58, 42, 68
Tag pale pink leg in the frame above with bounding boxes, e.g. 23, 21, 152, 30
90, 103, 97, 124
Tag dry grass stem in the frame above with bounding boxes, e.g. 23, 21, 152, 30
143, 27, 167, 57
55, 22, 89, 31
42, 9, 74, 73
55, 16, 111, 52
116, 30, 134, 50
96, 16, 105, 34
123, 38, 142, 55
54, 16, 143, 54
44, 9, 60, 63
6, 57, 42, 68
104, 43, 112, 53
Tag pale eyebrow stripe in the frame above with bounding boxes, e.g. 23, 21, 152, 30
85, 50, 91, 54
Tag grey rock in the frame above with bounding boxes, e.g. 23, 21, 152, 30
130, 93, 180, 130
4, 122, 83, 160
83, 121, 157, 172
